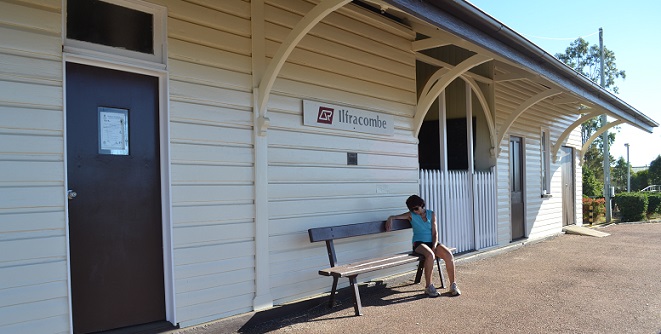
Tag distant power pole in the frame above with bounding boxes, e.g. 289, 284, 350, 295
625, 143, 630, 192
599, 28, 612, 223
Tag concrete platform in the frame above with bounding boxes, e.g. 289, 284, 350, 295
169, 223, 661, 334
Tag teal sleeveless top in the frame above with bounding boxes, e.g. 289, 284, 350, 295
411, 209, 433, 243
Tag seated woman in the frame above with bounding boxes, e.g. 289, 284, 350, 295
386, 195, 461, 297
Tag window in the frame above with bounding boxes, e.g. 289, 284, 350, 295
541, 129, 551, 196
67, 0, 153, 54
65, 0, 165, 64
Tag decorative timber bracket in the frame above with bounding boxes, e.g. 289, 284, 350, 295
551, 110, 601, 163
254, 0, 351, 136
462, 76, 497, 157
496, 88, 562, 156
578, 119, 624, 165
413, 54, 492, 137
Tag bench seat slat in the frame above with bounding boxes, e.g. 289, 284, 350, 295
319, 252, 421, 277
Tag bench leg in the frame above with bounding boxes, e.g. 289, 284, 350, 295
414, 259, 424, 284
436, 258, 446, 289
348, 276, 363, 316
328, 276, 339, 308
416, 257, 446, 288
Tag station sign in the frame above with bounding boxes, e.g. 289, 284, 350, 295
303, 100, 394, 136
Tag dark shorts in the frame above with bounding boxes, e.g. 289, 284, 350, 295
412, 241, 434, 253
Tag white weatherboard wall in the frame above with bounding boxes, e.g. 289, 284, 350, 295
0, 0, 420, 330
0, 0, 590, 332
0, 0, 69, 333
494, 79, 582, 243
262, 1, 419, 304
161, 0, 256, 327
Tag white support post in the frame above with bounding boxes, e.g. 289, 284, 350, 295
251, 0, 273, 311
439, 91, 448, 172
466, 82, 478, 249
439, 91, 449, 245
466, 82, 474, 174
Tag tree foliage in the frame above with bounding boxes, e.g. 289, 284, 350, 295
582, 145, 604, 182
582, 167, 603, 197
555, 37, 626, 93
649, 155, 661, 185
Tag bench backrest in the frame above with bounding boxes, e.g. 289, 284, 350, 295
308, 219, 411, 243
308, 219, 411, 267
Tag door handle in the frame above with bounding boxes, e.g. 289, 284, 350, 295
68, 190, 77, 200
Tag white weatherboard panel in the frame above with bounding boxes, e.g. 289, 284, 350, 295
261, 1, 418, 305
0, 1, 69, 333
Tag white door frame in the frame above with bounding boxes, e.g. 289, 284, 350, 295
62, 54, 176, 328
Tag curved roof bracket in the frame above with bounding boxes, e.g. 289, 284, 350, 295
496, 88, 562, 156
461, 76, 497, 156
579, 119, 624, 162
419, 68, 450, 100
414, 53, 492, 136
551, 110, 602, 162
255, 0, 351, 135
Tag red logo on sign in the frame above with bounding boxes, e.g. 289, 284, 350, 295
317, 107, 334, 124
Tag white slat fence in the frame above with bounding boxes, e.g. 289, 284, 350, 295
420, 168, 497, 253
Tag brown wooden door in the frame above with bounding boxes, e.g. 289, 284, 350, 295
66, 63, 165, 333
561, 146, 575, 226
510, 136, 525, 240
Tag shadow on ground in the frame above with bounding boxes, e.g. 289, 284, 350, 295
236, 279, 430, 333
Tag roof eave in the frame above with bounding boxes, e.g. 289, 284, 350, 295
383, 0, 658, 132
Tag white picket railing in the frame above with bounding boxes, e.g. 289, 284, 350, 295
473, 169, 498, 249
420, 168, 497, 253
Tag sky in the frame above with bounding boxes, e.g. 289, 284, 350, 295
467, 0, 661, 167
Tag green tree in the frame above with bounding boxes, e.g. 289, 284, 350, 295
582, 167, 603, 197
582, 145, 604, 182
612, 157, 629, 192
556, 37, 625, 196
631, 170, 649, 191
649, 155, 661, 185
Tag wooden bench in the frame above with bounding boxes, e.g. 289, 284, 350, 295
308, 219, 456, 316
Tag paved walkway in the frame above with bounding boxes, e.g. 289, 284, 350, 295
175, 223, 661, 334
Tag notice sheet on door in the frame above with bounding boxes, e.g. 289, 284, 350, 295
98, 107, 129, 155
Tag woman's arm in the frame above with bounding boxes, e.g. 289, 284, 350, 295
431, 211, 438, 247
385, 212, 411, 231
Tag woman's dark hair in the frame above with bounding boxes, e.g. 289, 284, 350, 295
405, 195, 425, 211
